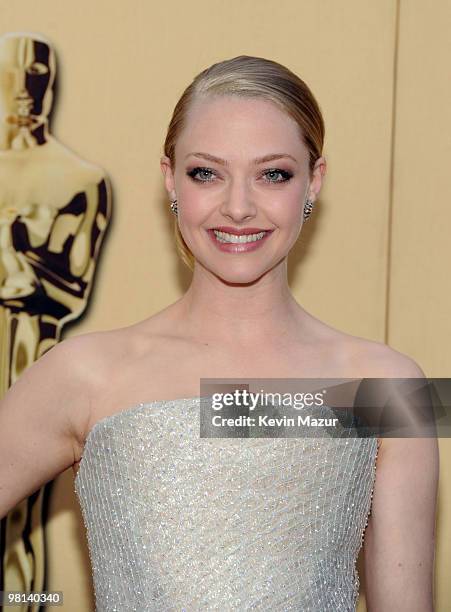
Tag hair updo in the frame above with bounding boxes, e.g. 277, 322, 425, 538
163, 55, 325, 271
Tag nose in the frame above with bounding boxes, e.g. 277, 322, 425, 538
8, 66, 28, 102
15, 69, 27, 94
219, 177, 257, 223
14, 38, 33, 95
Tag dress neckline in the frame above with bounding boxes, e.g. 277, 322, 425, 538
87, 395, 207, 444
73, 396, 381, 490
74, 395, 209, 488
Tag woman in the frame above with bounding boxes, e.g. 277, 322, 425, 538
0, 55, 438, 611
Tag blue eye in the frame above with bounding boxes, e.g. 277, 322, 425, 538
186, 166, 294, 184
263, 169, 293, 183
186, 167, 216, 182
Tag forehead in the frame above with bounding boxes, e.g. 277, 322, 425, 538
178, 94, 306, 159
0, 37, 50, 67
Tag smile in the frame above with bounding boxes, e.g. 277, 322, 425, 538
213, 230, 267, 244
207, 228, 274, 253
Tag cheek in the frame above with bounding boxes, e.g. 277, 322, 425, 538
178, 186, 214, 224
268, 196, 303, 227
0, 84, 13, 109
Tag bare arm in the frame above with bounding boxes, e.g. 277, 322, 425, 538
363, 351, 439, 611
0, 334, 97, 519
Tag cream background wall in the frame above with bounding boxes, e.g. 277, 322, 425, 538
1, 0, 449, 609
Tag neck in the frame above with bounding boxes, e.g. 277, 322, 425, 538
0, 116, 49, 151
173, 258, 306, 348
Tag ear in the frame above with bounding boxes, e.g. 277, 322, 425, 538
160, 155, 176, 199
309, 156, 327, 201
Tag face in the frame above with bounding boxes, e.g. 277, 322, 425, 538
161, 95, 326, 283
0, 34, 55, 126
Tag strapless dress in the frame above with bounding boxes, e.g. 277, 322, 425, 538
74, 396, 379, 611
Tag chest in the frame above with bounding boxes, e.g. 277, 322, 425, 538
98, 341, 353, 420
0, 157, 83, 210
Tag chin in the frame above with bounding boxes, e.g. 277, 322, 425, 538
205, 258, 280, 285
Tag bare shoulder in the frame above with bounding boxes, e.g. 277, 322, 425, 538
339, 331, 427, 379
300, 311, 426, 379
47, 329, 128, 457
336, 333, 430, 454
62, 323, 161, 436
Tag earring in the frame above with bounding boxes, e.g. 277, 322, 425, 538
303, 198, 314, 222
170, 198, 178, 215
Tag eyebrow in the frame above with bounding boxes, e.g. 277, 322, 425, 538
184, 152, 298, 165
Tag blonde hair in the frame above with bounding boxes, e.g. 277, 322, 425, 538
163, 55, 325, 272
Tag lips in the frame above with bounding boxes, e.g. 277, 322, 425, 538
207, 227, 274, 253
208, 226, 273, 235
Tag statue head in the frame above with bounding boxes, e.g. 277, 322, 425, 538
0, 32, 56, 141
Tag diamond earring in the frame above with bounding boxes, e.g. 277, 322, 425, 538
303, 198, 315, 222
170, 199, 178, 215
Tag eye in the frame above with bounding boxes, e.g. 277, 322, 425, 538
26, 62, 49, 75
262, 168, 293, 183
186, 167, 217, 183
186, 166, 294, 184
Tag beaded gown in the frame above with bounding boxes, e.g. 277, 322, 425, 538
74, 396, 379, 611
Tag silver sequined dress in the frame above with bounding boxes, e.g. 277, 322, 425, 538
74, 397, 379, 611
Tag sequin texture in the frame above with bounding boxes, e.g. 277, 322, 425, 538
73, 397, 379, 611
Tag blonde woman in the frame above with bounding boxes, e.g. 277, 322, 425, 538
0, 55, 438, 611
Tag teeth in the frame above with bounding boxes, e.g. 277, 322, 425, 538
213, 230, 267, 244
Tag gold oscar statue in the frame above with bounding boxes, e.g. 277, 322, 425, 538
0, 31, 112, 608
